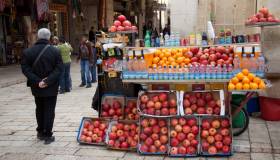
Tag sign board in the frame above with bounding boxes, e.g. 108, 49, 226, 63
37, 0, 49, 21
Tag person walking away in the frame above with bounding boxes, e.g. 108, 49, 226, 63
77, 36, 93, 88
21, 28, 63, 144
89, 26, 96, 43
57, 37, 73, 93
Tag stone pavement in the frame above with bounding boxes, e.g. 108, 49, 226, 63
0, 64, 280, 160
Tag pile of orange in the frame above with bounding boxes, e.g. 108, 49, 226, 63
228, 69, 266, 90
151, 48, 190, 67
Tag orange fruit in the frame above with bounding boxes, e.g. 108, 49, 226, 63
228, 83, 235, 90
158, 60, 165, 66
253, 77, 261, 84
176, 52, 183, 57
184, 58, 191, 64
154, 50, 161, 57
164, 51, 171, 57
159, 53, 165, 59
182, 48, 188, 53
235, 83, 243, 90
243, 83, 250, 90
242, 69, 249, 76
248, 73, 255, 81
152, 64, 157, 68
259, 82, 266, 89
250, 82, 258, 90
236, 73, 245, 81
162, 57, 167, 61
242, 77, 250, 84
231, 77, 239, 84
171, 49, 177, 55
180, 63, 186, 67
168, 57, 175, 62
176, 57, 185, 64
152, 57, 160, 64
171, 62, 178, 66
165, 61, 170, 66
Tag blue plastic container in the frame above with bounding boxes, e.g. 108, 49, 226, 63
246, 97, 260, 115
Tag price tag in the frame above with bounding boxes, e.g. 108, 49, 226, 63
108, 70, 117, 78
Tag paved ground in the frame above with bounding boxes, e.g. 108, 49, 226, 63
0, 63, 280, 160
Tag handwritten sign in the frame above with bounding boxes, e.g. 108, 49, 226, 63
37, 0, 49, 20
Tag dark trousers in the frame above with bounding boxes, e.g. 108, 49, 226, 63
35, 96, 57, 137
59, 63, 71, 92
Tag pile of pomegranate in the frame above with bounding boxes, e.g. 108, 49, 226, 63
107, 122, 139, 149
139, 92, 177, 116
101, 98, 124, 119
109, 15, 138, 32
246, 7, 280, 24
169, 117, 199, 156
139, 117, 169, 154
125, 99, 139, 120
79, 119, 108, 144
200, 117, 232, 155
183, 92, 221, 115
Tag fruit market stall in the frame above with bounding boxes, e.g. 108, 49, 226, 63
82, 11, 271, 158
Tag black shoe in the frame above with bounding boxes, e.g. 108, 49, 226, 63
59, 90, 65, 94
91, 81, 97, 83
37, 133, 45, 140
65, 89, 70, 92
86, 85, 92, 88
44, 136, 55, 144
79, 84, 85, 87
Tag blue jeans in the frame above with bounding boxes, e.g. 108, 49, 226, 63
59, 63, 71, 92
90, 65, 97, 82
80, 59, 91, 85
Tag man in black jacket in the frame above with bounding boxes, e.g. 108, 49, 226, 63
21, 28, 63, 144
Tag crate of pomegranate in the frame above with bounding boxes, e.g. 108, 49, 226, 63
105, 120, 139, 151
137, 90, 179, 117
180, 90, 225, 116
100, 94, 125, 119
124, 97, 139, 120
200, 116, 233, 156
138, 116, 169, 155
169, 116, 200, 157
77, 117, 109, 145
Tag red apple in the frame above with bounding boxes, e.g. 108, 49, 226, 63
161, 108, 169, 116
222, 145, 230, 153
160, 135, 168, 144
191, 139, 198, 147
209, 54, 217, 61
221, 119, 230, 128
159, 145, 167, 153
147, 101, 155, 108
158, 120, 166, 127
154, 102, 162, 110
207, 136, 215, 144
114, 20, 121, 27
171, 138, 179, 147
143, 127, 152, 135
215, 141, 223, 150
175, 125, 183, 132
209, 128, 217, 136
201, 130, 209, 138
161, 127, 168, 135
145, 137, 153, 146
179, 117, 187, 125
223, 136, 232, 145
152, 125, 160, 134
147, 108, 155, 115
117, 15, 126, 22
183, 125, 191, 134
152, 95, 159, 102
171, 118, 178, 127
182, 139, 191, 147
187, 133, 195, 141
191, 126, 199, 135
162, 101, 168, 108
183, 99, 191, 107
214, 133, 223, 142
211, 120, 221, 129
141, 119, 149, 127
202, 141, 210, 151
80, 135, 86, 142
202, 121, 211, 130
169, 98, 177, 107
122, 20, 131, 27
187, 119, 197, 126
140, 133, 147, 141
208, 146, 217, 154
140, 94, 149, 103
177, 132, 186, 141
178, 146, 187, 154
109, 26, 117, 32
109, 132, 117, 140
206, 107, 213, 114
85, 137, 92, 143
154, 140, 161, 148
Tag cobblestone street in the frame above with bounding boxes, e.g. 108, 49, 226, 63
0, 64, 279, 160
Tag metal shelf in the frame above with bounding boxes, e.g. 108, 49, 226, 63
122, 79, 230, 84
245, 22, 280, 27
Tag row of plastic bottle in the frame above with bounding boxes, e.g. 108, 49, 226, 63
233, 54, 265, 77
147, 64, 234, 80
122, 56, 148, 79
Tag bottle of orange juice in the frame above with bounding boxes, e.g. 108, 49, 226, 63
254, 46, 261, 58
234, 46, 242, 58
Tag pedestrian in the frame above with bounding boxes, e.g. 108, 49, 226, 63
77, 35, 93, 88
90, 42, 97, 83
52, 36, 59, 46
57, 37, 73, 94
88, 26, 96, 43
21, 28, 63, 144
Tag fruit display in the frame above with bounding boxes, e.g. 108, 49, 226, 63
200, 117, 232, 155
106, 121, 139, 150
109, 15, 138, 32
78, 118, 109, 145
182, 91, 224, 115
228, 69, 266, 90
138, 91, 178, 116
101, 95, 125, 119
169, 116, 199, 157
150, 46, 234, 68
245, 7, 280, 25
125, 98, 139, 120
138, 117, 169, 154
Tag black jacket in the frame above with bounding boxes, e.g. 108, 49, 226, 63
21, 39, 63, 97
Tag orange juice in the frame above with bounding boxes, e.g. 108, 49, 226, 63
144, 52, 154, 67
254, 46, 261, 58
234, 46, 242, 58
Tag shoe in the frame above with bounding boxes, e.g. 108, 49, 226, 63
65, 90, 70, 93
91, 81, 97, 83
79, 84, 85, 87
44, 136, 55, 144
37, 133, 45, 140
86, 85, 92, 88
59, 90, 65, 94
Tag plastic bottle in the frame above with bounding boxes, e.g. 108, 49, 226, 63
144, 31, 151, 47
222, 64, 228, 79
122, 57, 128, 79
211, 65, 217, 79
158, 66, 163, 80
155, 37, 160, 47
216, 64, 222, 79
183, 65, 189, 80
164, 34, 170, 46
160, 33, 164, 47
148, 66, 153, 80
178, 66, 184, 80
233, 55, 241, 75
194, 65, 199, 79
199, 65, 206, 79
174, 66, 179, 80
227, 64, 233, 79
175, 32, 180, 46
249, 54, 257, 74
241, 54, 249, 70
153, 66, 158, 80
206, 65, 211, 79
189, 65, 194, 79
196, 33, 202, 46
168, 66, 174, 80
140, 56, 147, 79
163, 66, 168, 80
257, 55, 265, 77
